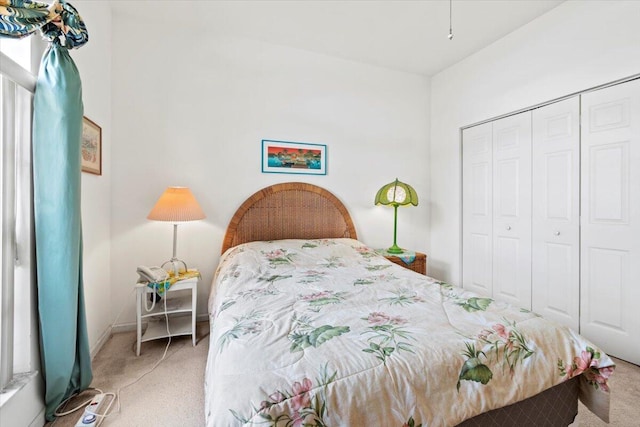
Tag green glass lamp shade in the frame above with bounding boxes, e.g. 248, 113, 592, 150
375, 179, 418, 254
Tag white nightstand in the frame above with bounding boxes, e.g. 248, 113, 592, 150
135, 276, 198, 356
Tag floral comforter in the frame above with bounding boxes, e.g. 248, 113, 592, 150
205, 239, 614, 426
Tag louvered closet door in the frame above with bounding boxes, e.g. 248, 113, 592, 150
581, 79, 640, 364
492, 112, 532, 309
532, 98, 580, 330
462, 122, 493, 297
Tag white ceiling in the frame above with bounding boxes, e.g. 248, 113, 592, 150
110, 0, 565, 76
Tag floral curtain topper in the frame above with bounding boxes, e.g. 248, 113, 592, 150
0, 0, 88, 47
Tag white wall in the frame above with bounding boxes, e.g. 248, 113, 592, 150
72, 1, 113, 355
110, 15, 430, 326
429, 1, 640, 284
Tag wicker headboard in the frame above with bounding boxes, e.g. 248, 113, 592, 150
221, 182, 358, 254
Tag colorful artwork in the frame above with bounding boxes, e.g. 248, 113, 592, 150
81, 116, 101, 175
262, 139, 327, 175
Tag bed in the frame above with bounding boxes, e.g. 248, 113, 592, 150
205, 182, 614, 426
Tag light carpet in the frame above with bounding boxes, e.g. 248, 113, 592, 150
47, 322, 210, 427
47, 322, 639, 426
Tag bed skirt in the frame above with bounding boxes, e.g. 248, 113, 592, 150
458, 376, 579, 426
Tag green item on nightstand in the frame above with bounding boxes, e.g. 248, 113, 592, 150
375, 248, 416, 264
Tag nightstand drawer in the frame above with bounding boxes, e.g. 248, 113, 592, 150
384, 252, 427, 275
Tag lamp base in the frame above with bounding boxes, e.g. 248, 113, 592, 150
161, 258, 188, 278
386, 244, 404, 254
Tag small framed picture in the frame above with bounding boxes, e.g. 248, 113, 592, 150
261, 139, 327, 175
81, 116, 102, 175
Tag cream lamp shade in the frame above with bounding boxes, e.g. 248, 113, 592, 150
148, 187, 205, 276
375, 178, 418, 254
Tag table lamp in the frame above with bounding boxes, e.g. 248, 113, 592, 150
374, 178, 418, 254
147, 186, 206, 276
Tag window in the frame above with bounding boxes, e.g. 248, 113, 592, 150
1, 37, 45, 425
1, 65, 35, 388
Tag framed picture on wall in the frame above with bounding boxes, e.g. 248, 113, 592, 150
261, 139, 327, 175
81, 116, 102, 175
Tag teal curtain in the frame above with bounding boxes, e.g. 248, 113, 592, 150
1, 0, 91, 421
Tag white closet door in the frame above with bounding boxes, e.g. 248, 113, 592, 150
581, 79, 640, 364
462, 122, 493, 297
532, 98, 580, 330
492, 112, 532, 309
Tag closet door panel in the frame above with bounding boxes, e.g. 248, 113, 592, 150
581, 79, 640, 364
492, 112, 532, 309
532, 98, 580, 330
462, 123, 493, 297
494, 235, 521, 299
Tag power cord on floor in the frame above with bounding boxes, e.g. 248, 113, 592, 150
53, 387, 103, 417
51, 284, 178, 425
112, 289, 176, 416
52, 387, 115, 426
50, 287, 138, 425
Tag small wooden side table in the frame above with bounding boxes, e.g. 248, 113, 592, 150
380, 251, 427, 275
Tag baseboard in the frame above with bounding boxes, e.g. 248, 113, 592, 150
90, 326, 113, 359
111, 314, 209, 334
111, 321, 136, 334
